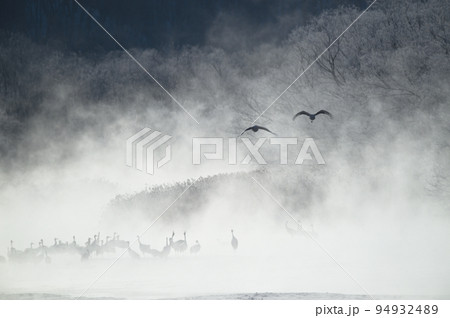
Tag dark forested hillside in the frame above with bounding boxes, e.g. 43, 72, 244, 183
0, 0, 366, 51
105, 169, 324, 225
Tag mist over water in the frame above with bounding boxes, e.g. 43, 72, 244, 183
1, 0, 449, 299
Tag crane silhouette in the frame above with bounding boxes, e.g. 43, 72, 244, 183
293, 110, 332, 123
137, 235, 152, 256
239, 125, 276, 136
190, 240, 201, 254
231, 230, 238, 250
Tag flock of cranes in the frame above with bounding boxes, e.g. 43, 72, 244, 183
239, 109, 332, 136
2, 230, 240, 264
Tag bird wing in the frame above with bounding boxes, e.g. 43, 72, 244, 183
239, 127, 253, 136
292, 111, 311, 120
256, 125, 277, 135
315, 110, 333, 118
